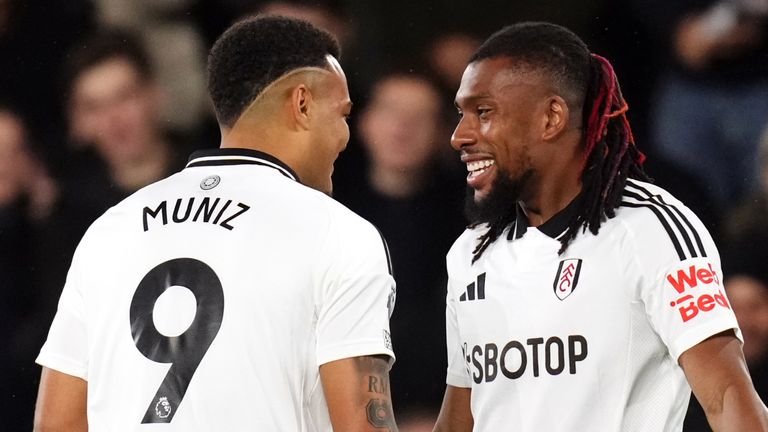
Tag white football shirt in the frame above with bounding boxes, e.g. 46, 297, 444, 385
37, 148, 396, 431
445, 179, 741, 431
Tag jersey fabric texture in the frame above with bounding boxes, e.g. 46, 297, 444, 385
444, 179, 741, 432
37, 148, 396, 431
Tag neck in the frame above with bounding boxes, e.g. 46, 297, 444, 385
221, 124, 306, 174
109, 137, 170, 191
521, 134, 583, 226
520, 181, 581, 227
369, 164, 429, 199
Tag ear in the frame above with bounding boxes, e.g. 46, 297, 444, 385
541, 95, 569, 141
290, 84, 313, 130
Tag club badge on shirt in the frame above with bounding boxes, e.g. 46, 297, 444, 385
553, 258, 583, 301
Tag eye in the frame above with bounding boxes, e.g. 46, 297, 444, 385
456, 109, 464, 119
477, 107, 491, 118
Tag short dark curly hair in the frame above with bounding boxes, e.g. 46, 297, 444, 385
207, 15, 341, 127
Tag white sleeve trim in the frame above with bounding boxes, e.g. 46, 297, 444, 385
669, 317, 742, 362
446, 370, 472, 388
36, 351, 88, 380
316, 339, 395, 366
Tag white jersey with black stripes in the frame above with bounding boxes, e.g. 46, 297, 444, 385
37, 148, 396, 431
444, 179, 740, 431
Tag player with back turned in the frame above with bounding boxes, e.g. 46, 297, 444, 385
433, 22, 768, 431
34, 16, 398, 431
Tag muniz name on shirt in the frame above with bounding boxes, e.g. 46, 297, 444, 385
142, 197, 251, 232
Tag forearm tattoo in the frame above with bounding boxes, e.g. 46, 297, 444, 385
356, 356, 398, 431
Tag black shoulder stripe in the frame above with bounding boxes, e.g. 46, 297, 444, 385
621, 201, 687, 261
623, 190, 698, 259
373, 226, 394, 276
654, 195, 706, 257
625, 181, 707, 257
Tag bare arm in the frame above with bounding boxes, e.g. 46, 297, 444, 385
320, 355, 398, 431
433, 385, 473, 432
680, 331, 768, 431
34, 367, 88, 432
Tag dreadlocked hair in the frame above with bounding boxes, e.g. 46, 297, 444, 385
555, 54, 649, 254
470, 206, 517, 264
467, 22, 649, 263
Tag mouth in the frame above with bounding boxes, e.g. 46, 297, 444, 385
465, 158, 496, 196
466, 159, 495, 179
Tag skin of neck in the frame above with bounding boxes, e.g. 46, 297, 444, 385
219, 68, 329, 178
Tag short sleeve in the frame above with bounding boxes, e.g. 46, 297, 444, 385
36, 243, 90, 379
445, 281, 471, 388
628, 195, 742, 361
642, 256, 741, 361
314, 209, 396, 366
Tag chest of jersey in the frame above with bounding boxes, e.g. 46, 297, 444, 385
453, 227, 642, 386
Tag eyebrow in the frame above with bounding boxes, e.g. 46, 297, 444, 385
455, 92, 493, 107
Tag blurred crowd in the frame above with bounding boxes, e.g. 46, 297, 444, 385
1, 0, 767, 430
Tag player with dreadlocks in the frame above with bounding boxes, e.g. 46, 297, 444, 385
465, 24, 648, 262
434, 22, 768, 432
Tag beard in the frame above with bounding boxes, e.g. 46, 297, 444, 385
464, 168, 532, 226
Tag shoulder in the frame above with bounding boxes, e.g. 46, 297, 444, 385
285, 189, 390, 261
447, 225, 485, 268
314, 194, 393, 276
616, 179, 716, 263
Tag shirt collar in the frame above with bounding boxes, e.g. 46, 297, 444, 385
186, 148, 300, 182
508, 194, 581, 240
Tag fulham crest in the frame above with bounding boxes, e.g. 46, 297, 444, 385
553, 258, 582, 300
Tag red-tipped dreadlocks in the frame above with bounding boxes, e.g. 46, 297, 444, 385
556, 53, 649, 254
582, 54, 644, 182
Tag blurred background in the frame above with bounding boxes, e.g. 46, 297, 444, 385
1, 0, 767, 430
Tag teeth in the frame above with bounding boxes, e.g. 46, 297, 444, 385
466, 159, 495, 172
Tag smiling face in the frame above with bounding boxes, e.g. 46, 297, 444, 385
69, 57, 160, 165
452, 57, 554, 208
360, 75, 442, 174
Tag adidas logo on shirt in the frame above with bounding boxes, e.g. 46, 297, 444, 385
460, 273, 486, 302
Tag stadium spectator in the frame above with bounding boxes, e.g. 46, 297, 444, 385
633, 0, 768, 212
89, 0, 209, 133
428, 32, 481, 95
58, 28, 195, 234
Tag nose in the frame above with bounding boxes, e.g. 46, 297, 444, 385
450, 115, 476, 151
